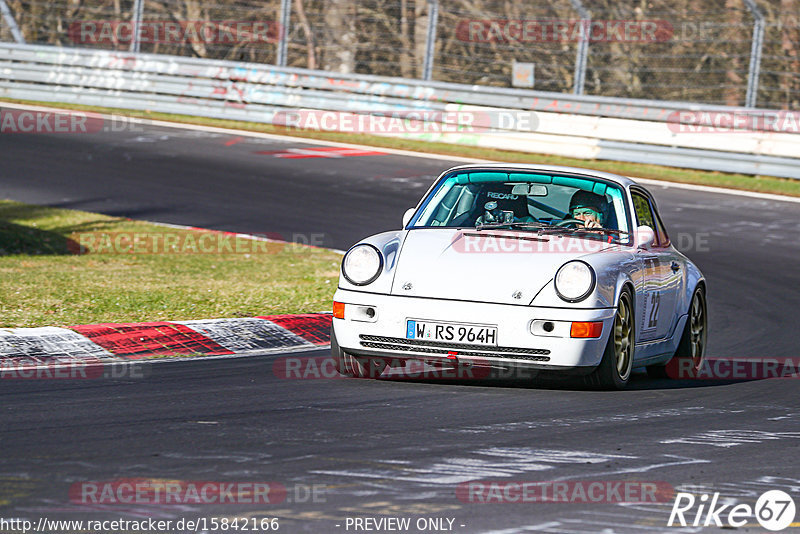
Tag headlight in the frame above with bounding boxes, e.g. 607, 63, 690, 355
554, 261, 596, 302
342, 244, 383, 286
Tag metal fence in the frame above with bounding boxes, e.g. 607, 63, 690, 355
1, 0, 799, 110
2, 43, 800, 180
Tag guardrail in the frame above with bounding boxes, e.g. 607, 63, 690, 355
1, 43, 799, 180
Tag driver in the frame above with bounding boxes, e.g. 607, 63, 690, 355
568, 190, 606, 228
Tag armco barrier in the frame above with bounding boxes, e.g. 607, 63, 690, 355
1, 43, 799, 179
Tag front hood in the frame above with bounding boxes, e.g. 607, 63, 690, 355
391, 229, 617, 305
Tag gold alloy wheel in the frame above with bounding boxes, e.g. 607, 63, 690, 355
689, 290, 707, 369
614, 292, 634, 380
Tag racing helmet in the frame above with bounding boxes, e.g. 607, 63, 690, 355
569, 190, 607, 224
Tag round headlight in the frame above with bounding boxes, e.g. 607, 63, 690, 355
554, 261, 596, 302
342, 244, 383, 286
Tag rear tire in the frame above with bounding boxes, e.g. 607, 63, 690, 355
331, 326, 386, 379
673, 286, 707, 373
646, 286, 707, 379
585, 288, 635, 390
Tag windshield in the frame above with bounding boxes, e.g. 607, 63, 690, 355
410, 170, 631, 243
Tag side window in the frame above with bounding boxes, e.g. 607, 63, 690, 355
632, 192, 668, 247
652, 209, 670, 247
632, 193, 655, 228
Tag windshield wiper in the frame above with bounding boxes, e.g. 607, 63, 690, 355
540, 226, 630, 240
475, 221, 548, 231
473, 222, 629, 241
570, 227, 629, 236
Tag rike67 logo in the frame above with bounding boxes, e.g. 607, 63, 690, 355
668, 490, 796, 531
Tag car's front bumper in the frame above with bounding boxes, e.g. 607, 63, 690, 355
333, 289, 617, 374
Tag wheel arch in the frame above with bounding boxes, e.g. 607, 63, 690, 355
615, 274, 636, 311
681, 260, 706, 313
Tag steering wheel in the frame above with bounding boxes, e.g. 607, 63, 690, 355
555, 218, 586, 228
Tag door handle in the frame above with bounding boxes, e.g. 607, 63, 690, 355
671, 261, 680, 272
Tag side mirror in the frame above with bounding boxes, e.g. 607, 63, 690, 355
635, 225, 656, 250
402, 208, 415, 228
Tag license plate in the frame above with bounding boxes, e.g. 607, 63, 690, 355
406, 319, 497, 346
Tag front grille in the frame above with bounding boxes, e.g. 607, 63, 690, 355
359, 335, 550, 362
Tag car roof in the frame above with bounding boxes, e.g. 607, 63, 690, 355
443, 163, 639, 189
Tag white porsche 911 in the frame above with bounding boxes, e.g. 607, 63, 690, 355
331, 164, 707, 389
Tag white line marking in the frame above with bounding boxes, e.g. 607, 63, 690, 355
564, 516, 682, 532
553, 455, 710, 481
483, 522, 562, 533
142, 220, 346, 255
0, 102, 490, 165
6, 101, 797, 204
660, 429, 800, 447
141, 343, 324, 364
0, 342, 325, 370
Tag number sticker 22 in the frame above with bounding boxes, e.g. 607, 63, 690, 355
648, 291, 660, 328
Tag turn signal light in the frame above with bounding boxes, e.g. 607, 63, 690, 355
333, 301, 345, 319
570, 321, 603, 338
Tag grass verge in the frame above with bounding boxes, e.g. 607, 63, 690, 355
3, 97, 800, 198
0, 200, 340, 328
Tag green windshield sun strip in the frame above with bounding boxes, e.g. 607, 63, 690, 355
465, 172, 555, 184
466, 172, 508, 183
456, 172, 604, 185
454, 173, 615, 191
508, 173, 553, 183
552, 176, 597, 192
607, 187, 624, 201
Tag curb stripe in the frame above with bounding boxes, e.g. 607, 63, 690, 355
259, 314, 332, 345
176, 318, 313, 354
0, 327, 114, 365
71, 322, 234, 359
1, 314, 332, 364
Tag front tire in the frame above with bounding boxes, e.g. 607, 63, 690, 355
586, 288, 635, 390
331, 326, 386, 379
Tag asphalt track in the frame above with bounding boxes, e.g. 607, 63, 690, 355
2, 122, 800, 533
